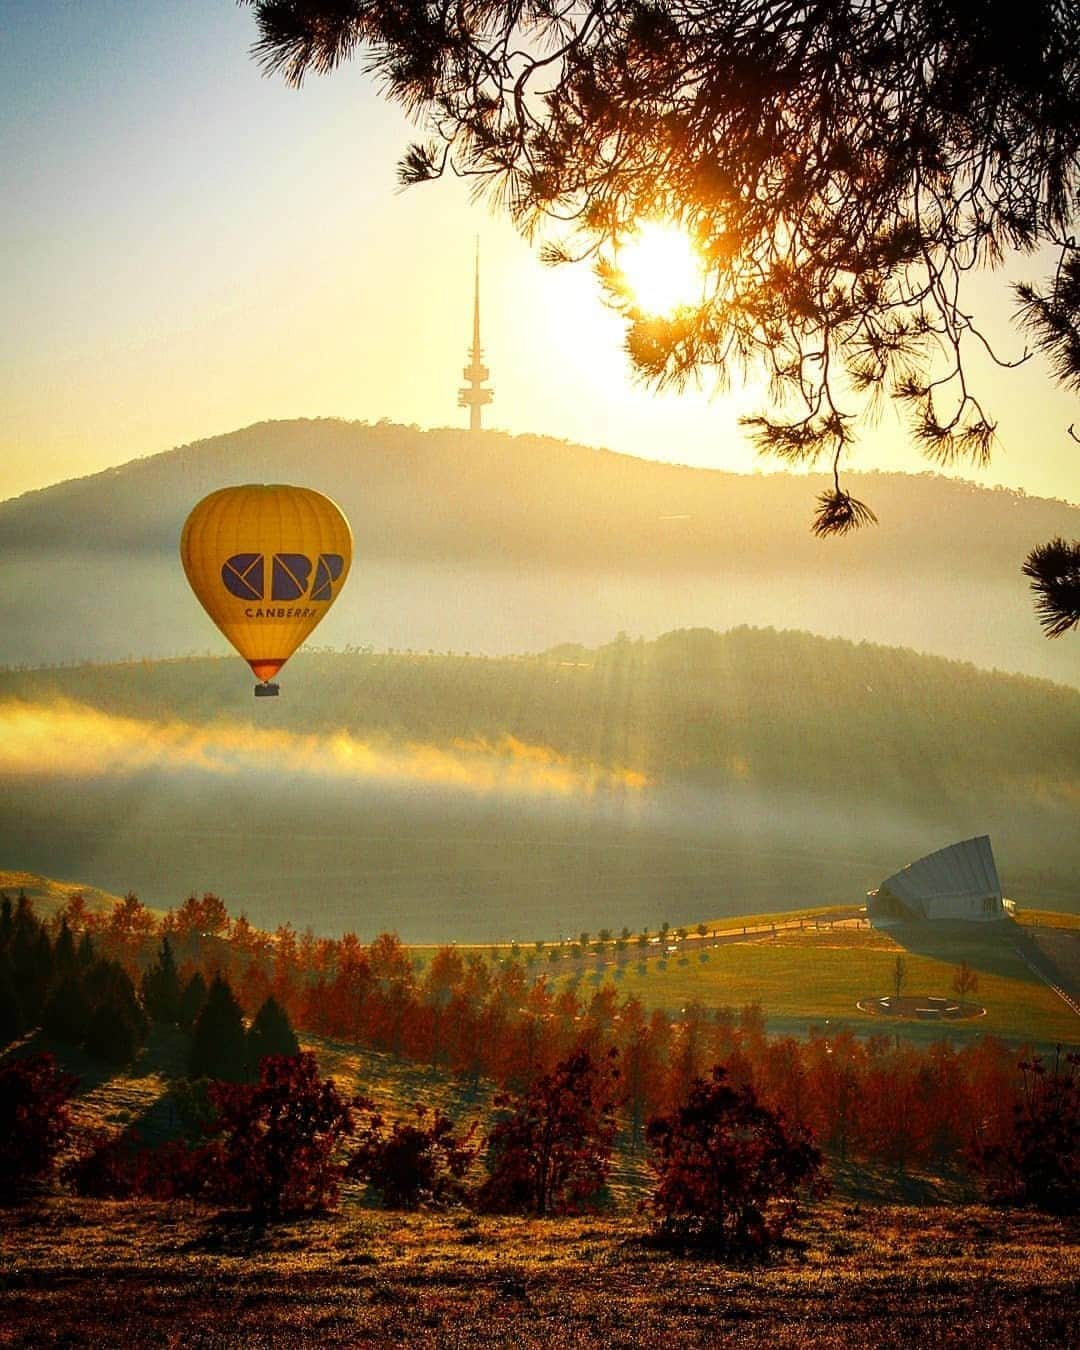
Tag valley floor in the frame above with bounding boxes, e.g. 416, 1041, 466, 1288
0, 1198, 1076, 1348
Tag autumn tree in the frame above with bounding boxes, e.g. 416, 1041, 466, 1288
646, 1065, 825, 1253
243, 0, 1080, 633
205, 1053, 355, 1223
0, 1053, 77, 1201
348, 1103, 477, 1209
477, 1047, 620, 1216
953, 961, 979, 998
974, 1048, 1080, 1216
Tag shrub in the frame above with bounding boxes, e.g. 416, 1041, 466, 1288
205, 1053, 354, 1222
646, 1065, 825, 1254
0, 1053, 77, 1201
348, 1104, 477, 1209
62, 1131, 150, 1199
974, 1049, 1079, 1216
477, 1048, 619, 1216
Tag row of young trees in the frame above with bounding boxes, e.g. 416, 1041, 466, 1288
4, 889, 1076, 1187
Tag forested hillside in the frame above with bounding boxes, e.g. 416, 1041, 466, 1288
3, 627, 1075, 816
1, 629, 1076, 935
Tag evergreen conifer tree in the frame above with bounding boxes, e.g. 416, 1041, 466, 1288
0, 958, 24, 1044
42, 974, 91, 1047
76, 931, 96, 969
0, 895, 14, 951
84, 963, 149, 1066
141, 936, 182, 1025
189, 975, 249, 1081
178, 970, 208, 1033
53, 919, 78, 980
247, 995, 299, 1072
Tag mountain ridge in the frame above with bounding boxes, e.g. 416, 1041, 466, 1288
1, 419, 1077, 685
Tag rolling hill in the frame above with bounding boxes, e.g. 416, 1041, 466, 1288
2, 419, 1077, 684
1, 629, 1076, 939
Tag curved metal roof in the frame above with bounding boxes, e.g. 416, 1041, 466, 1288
878, 835, 1001, 917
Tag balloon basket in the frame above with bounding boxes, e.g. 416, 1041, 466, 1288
254, 683, 280, 698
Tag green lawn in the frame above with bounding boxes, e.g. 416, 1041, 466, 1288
565, 926, 1079, 1047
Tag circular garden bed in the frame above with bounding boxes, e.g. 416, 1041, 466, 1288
856, 994, 985, 1020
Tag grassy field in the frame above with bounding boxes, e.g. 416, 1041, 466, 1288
0, 1197, 1075, 1347
560, 924, 1080, 1047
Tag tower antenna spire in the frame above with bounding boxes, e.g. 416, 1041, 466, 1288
458, 237, 493, 432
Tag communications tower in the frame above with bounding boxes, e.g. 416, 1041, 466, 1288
458, 241, 493, 432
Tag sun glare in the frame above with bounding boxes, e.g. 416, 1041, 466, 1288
617, 223, 703, 317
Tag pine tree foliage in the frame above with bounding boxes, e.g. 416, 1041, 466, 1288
247, 994, 300, 1069
189, 975, 250, 1082
178, 970, 209, 1033
83, 962, 149, 1066
141, 935, 182, 1025
242, 0, 1080, 628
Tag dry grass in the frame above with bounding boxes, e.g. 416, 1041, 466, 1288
0, 1197, 1075, 1347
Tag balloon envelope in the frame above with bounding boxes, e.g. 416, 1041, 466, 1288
180, 484, 352, 685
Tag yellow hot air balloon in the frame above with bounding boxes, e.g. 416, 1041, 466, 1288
180, 484, 352, 696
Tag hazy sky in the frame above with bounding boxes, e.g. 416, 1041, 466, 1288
2, 0, 1078, 504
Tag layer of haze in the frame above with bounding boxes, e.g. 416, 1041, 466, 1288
2, 1, 1078, 505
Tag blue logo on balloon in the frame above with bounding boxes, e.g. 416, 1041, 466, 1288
222, 553, 344, 602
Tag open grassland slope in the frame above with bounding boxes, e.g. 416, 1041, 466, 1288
574, 922, 1080, 1046
0, 1199, 1075, 1348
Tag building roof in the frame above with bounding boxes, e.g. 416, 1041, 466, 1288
876, 835, 1002, 918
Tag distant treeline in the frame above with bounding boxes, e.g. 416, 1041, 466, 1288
4, 627, 1077, 822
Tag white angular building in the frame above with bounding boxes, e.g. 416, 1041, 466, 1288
867, 835, 1006, 926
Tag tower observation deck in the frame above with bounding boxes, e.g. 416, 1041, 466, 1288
458, 242, 493, 432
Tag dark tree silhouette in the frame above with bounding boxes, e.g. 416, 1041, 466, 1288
477, 1047, 620, 1216
348, 1103, 477, 1209
141, 935, 182, 1025
0, 1053, 77, 1201
646, 1065, 825, 1253
84, 962, 149, 1066
247, 994, 300, 1069
189, 975, 249, 1082
242, 0, 1080, 631
41, 974, 91, 1047
0, 958, 24, 1044
178, 970, 209, 1033
974, 1048, 1079, 1216
205, 1052, 355, 1222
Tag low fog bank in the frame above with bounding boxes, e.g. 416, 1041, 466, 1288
2, 553, 1076, 687
3, 762, 1074, 943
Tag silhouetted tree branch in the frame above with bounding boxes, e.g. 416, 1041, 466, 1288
241, 0, 1080, 629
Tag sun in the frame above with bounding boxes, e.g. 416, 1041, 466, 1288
616, 223, 703, 316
